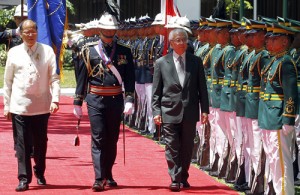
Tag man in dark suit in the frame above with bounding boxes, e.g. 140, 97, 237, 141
152, 28, 209, 192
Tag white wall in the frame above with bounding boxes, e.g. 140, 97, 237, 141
175, 0, 201, 20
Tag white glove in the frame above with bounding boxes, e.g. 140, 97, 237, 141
73, 105, 83, 119
123, 102, 134, 115
16, 27, 20, 36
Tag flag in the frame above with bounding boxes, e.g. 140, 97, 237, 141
161, 0, 181, 56
28, 0, 67, 75
27, 0, 52, 46
47, 0, 67, 76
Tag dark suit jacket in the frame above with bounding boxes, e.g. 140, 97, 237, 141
152, 52, 209, 124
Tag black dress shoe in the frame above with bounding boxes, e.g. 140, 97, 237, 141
15, 181, 29, 192
234, 182, 250, 192
159, 138, 167, 145
225, 179, 235, 184
200, 165, 211, 171
181, 181, 190, 188
92, 180, 105, 192
169, 182, 180, 192
106, 178, 117, 187
208, 171, 219, 177
152, 136, 159, 141
37, 176, 46, 185
191, 159, 198, 164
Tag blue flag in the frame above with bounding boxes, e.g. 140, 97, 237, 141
28, 0, 67, 75
27, 0, 52, 46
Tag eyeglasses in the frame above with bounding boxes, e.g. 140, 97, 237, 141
22, 32, 37, 36
170, 38, 188, 44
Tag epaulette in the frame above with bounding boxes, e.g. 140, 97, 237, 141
277, 54, 296, 86
117, 41, 131, 49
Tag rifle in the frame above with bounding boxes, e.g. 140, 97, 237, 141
141, 98, 148, 131
199, 122, 211, 167
235, 132, 246, 185
218, 139, 230, 178
225, 137, 238, 182
191, 128, 200, 164
122, 114, 125, 165
250, 141, 265, 194
138, 97, 147, 132
208, 128, 219, 172
196, 124, 204, 166
128, 91, 138, 128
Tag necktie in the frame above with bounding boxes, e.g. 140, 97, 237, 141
177, 56, 185, 86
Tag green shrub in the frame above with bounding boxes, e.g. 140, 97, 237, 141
63, 49, 73, 69
0, 44, 7, 67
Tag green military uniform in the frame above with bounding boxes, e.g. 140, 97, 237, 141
245, 49, 269, 119
236, 50, 254, 117
195, 43, 210, 61
231, 46, 248, 115
204, 44, 224, 108
259, 53, 297, 129
290, 48, 300, 114
220, 45, 236, 112
197, 43, 211, 106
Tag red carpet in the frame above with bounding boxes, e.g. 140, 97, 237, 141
0, 96, 238, 194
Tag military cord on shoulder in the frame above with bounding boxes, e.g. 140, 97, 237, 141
81, 44, 92, 75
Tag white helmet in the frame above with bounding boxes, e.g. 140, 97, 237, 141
98, 12, 119, 30
164, 16, 180, 28
14, 4, 28, 17
151, 13, 164, 25
173, 17, 192, 34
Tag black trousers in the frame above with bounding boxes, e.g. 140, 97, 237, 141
87, 103, 123, 181
163, 120, 196, 183
12, 113, 49, 184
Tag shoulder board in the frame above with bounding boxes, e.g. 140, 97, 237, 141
117, 41, 131, 49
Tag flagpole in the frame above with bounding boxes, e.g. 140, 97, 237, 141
21, 0, 24, 18
163, 0, 169, 56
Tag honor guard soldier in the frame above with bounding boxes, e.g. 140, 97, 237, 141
259, 23, 298, 195
215, 18, 239, 181
193, 17, 211, 167
134, 16, 157, 136
0, 4, 28, 49
243, 19, 270, 195
134, 16, 148, 132
152, 13, 166, 62
73, 12, 135, 191
229, 19, 249, 191
288, 19, 300, 185
201, 18, 219, 173
126, 17, 140, 128
203, 18, 228, 177
233, 17, 254, 192
190, 19, 200, 51
194, 17, 210, 60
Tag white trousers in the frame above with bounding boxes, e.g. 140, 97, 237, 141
213, 108, 228, 169
261, 126, 295, 195
246, 118, 263, 175
135, 83, 155, 133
